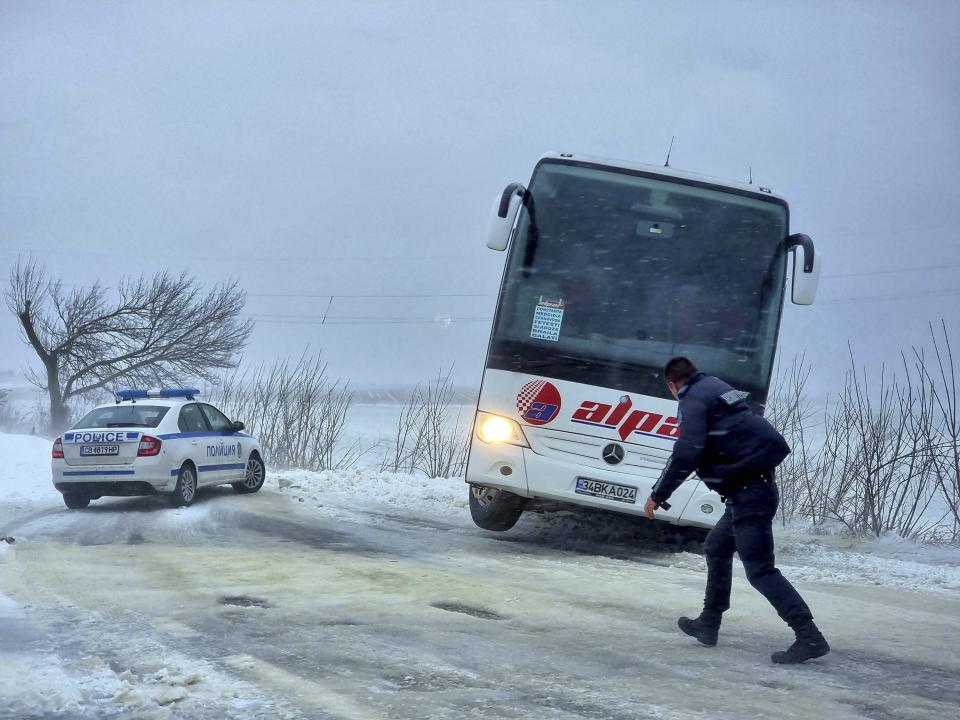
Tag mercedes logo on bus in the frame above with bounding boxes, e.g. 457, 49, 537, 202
601, 443, 625, 465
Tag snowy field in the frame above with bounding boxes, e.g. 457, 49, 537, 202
2, 416, 960, 719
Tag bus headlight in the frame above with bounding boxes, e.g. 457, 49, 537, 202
475, 412, 529, 447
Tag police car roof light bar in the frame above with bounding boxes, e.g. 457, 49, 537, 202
115, 389, 149, 401
114, 388, 200, 402
157, 388, 200, 399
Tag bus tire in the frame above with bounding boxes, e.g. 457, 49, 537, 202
469, 485, 525, 531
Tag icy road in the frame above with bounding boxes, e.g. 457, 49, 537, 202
2, 487, 959, 720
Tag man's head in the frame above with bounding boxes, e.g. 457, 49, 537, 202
664, 356, 698, 400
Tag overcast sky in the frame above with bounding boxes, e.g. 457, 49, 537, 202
2, 0, 958, 395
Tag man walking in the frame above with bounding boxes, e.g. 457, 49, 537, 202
643, 356, 829, 664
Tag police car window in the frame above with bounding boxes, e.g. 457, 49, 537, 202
178, 404, 209, 433
199, 404, 233, 432
72, 406, 170, 429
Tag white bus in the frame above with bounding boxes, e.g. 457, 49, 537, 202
465, 153, 820, 531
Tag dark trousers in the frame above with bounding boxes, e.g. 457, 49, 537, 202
702, 477, 813, 628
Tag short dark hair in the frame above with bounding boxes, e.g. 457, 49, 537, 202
664, 356, 698, 385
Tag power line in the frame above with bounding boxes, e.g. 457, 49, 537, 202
247, 292, 495, 299
822, 261, 960, 280
55, 283, 494, 300
24, 255, 960, 309
249, 313, 491, 321
824, 223, 952, 239
818, 287, 960, 306
0, 245, 487, 264
252, 316, 493, 326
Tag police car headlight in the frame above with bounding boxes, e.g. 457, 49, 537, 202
476, 412, 529, 447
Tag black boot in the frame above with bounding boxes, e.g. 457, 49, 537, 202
771, 620, 830, 664
678, 612, 720, 647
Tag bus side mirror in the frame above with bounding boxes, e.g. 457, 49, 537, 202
486, 182, 526, 251
787, 233, 821, 306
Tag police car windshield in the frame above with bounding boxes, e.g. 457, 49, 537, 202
488, 161, 789, 406
72, 405, 170, 430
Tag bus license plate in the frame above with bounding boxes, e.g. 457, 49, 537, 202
80, 445, 120, 457
575, 477, 637, 504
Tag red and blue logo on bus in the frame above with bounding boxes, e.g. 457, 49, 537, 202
516, 380, 562, 426
572, 394, 679, 441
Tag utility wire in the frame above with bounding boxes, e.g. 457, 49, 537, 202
246, 291, 495, 299
252, 317, 493, 326
56, 283, 495, 300
250, 313, 489, 320
23, 255, 960, 308
817, 287, 960, 306
0, 245, 486, 264
822, 261, 960, 280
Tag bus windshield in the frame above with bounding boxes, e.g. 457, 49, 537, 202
487, 161, 789, 406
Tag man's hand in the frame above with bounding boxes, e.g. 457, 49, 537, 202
644, 496, 659, 520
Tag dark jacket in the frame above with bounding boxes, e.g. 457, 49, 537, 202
649, 372, 790, 504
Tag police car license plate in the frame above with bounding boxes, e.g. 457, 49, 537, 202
575, 477, 637, 504
80, 445, 120, 457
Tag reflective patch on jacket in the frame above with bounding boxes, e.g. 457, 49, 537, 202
719, 389, 750, 407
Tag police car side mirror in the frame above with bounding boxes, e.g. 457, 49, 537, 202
486, 182, 526, 251
230, 420, 245, 432
787, 233, 820, 306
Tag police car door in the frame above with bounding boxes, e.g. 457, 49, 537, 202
177, 403, 214, 483
198, 403, 246, 483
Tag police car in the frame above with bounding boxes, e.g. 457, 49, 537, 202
51, 389, 265, 509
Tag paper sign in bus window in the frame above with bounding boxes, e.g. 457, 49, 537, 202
530, 297, 565, 342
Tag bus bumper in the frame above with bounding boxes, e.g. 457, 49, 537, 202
466, 440, 720, 528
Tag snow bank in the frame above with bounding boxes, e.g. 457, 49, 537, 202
0, 431, 59, 503
273, 467, 468, 520
773, 529, 960, 594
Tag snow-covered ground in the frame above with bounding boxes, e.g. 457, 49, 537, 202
0, 431, 58, 503
4, 421, 960, 597
269, 465, 960, 596
3, 423, 960, 719
0, 586, 299, 720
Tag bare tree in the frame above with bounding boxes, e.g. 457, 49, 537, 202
6, 258, 252, 431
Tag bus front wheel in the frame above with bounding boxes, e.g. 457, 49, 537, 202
469, 485, 525, 531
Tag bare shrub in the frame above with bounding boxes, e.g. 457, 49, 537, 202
211, 353, 361, 471
912, 322, 960, 542
769, 329, 957, 542
766, 354, 820, 524
380, 369, 469, 478
380, 389, 425, 474
822, 352, 942, 539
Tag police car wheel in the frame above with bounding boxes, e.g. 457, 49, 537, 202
468, 485, 525, 531
169, 464, 198, 507
62, 493, 90, 510
232, 454, 265, 494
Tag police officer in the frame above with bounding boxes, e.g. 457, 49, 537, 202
643, 356, 830, 664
